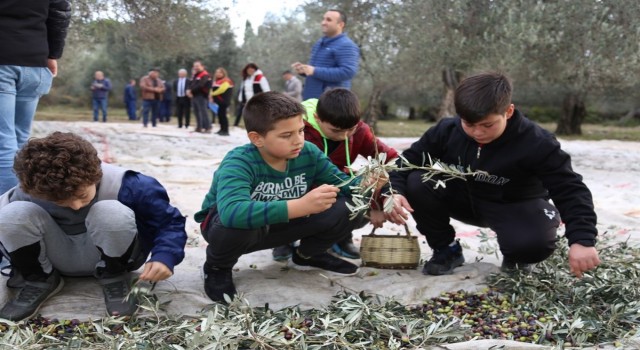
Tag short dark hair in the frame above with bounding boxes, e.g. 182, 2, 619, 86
454, 72, 512, 124
282, 70, 293, 75
316, 88, 360, 129
14, 132, 102, 201
243, 91, 305, 135
328, 9, 347, 26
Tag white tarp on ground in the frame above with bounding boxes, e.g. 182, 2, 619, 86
1, 121, 639, 349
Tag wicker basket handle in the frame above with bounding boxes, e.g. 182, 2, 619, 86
369, 223, 412, 236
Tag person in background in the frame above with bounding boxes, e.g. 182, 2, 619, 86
90, 71, 112, 122
188, 60, 213, 133
173, 69, 191, 129
139, 68, 165, 128
0, 0, 71, 195
234, 63, 270, 127
292, 9, 359, 100
210, 67, 234, 136
160, 80, 172, 123
123, 79, 137, 121
282, 70, 302, 102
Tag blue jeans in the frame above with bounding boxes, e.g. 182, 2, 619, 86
142, 99, 160, 127
92, 98, 108, 122
0, 65, 53, 194
125, 101, 137, 120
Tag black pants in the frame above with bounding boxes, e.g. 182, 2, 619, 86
233, 102, 244, 127
405, 171, 559, 264
201, 197, 363, 269
218, 104, 229, 132
175, 97, 191, 128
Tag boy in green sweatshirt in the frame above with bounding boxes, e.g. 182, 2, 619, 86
194, 91, 362, 303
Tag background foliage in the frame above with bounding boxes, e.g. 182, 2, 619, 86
48, 0, 640, 134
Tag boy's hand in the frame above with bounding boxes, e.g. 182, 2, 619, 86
302, 184, 339, 214
362, 172, 389, 192
289, 184, 339, 218
369, 209, 386, 228
383, 194, 414, 225
568, 243, 601, 278
139, 261, 173, 282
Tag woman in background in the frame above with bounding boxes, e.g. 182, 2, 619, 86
234, 63, 270, 127
210, 67, 234, 136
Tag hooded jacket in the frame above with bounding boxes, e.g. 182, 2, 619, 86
0, 164, 187, 272
302, 33, 360, 100
302, 99, 398, 174
0, 0, 71, 67
389, 110, 597, 246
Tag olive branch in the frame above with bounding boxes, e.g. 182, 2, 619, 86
337, 151, 487, 220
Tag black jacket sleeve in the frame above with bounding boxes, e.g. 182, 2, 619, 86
532, 137, 598, 245
46, 0, 71, 59
388, 121, 447, 195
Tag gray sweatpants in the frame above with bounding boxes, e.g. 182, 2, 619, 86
0, 200, 137, 276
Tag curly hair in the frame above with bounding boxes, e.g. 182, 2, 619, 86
13, 132, 103, 201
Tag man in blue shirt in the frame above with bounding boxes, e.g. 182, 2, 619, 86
292, 9, 360, 100
123, 79, 137, 121
91, 71, 112, 122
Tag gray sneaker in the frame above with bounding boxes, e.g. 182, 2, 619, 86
0, 271, 64, 321
99, 274, 138, 317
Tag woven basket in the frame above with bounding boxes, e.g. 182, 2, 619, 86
360, 224, 421, 269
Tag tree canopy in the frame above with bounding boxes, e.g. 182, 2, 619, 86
49, 0, 640, 134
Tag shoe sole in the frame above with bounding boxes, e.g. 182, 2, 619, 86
422, 256, 465, 276
330, 245, 360, 260
288, 261, 360, 276
24, 278, 65, 320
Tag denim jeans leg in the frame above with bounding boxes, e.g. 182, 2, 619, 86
100, 99, 108, 122
92, 98, 99, 121
151, 100, 159, 127
142, 100, 151, 126
0, 66, 52, 194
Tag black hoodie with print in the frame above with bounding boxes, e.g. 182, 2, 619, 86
389, 109, 597, 246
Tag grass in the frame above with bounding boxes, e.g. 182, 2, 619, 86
36, 105, 640, 141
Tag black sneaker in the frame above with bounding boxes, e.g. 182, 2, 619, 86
203, 266, 237, 303
99, 274, 138, 317
0, 271, 64, 321
291, 250, 359, 275
331, 237, 360, 259
272, 244, 294, 261
501, 257, 533, 274
218, 131, 230, 136
422, 240, 465, 275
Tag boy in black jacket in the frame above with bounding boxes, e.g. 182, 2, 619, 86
385, 72, 600, 278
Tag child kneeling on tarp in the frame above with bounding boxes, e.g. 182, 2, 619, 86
0, 132, 187, 320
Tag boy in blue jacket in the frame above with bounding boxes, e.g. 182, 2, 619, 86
385, 72, 600, 278
0, 132, 187, 321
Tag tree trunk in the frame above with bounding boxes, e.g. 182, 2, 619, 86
556, 93, 586, 135
619, 107, 640, 124
363, 87, 383, 134
437, 67, 463, 120
408, 106, 416, 120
